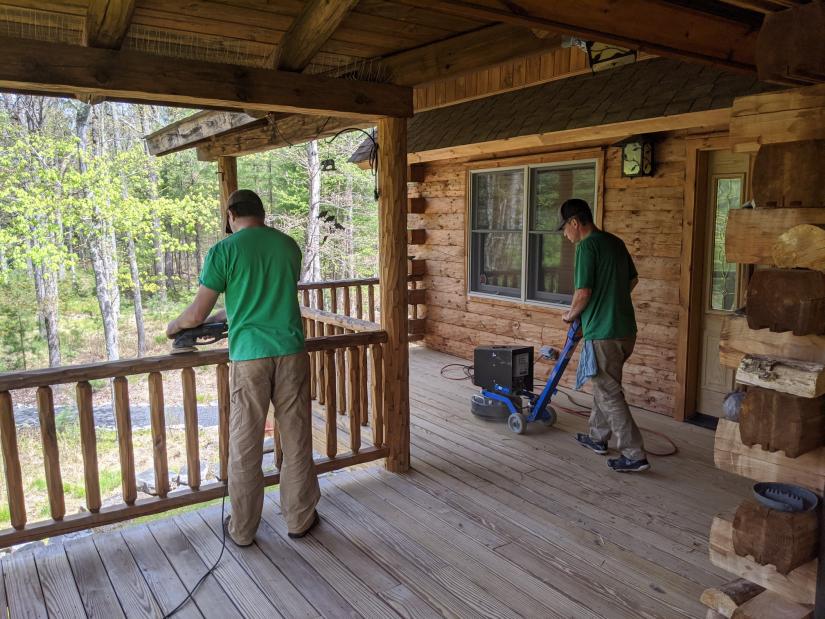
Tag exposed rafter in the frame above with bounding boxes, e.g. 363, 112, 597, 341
276, 0, 360, 71
145, 111, 264, 156
196, 116, 373, 161
148, 23, 562, 156
84, 0, 136, 49
0, 36, 412, 120
397, 0, 760, 73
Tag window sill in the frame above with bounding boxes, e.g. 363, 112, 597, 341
467, 291, 571, 313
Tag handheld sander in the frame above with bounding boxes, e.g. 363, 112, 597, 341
172, 321, 229, 353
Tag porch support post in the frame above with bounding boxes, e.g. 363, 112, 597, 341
218, 156, 238, 236
377, 117, 410, 473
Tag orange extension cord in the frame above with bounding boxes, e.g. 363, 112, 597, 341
442, 363, 678, 457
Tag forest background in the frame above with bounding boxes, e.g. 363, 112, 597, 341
0, 95, 378, 374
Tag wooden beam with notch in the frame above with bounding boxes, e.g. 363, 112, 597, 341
276, 0, 360, 72
197, 115, 372, 161
397, 0, 760, 73
0, 36, 412, 120
84, 0, 136, 50
145, 111, 265, 156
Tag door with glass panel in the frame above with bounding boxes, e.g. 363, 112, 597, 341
696, 151, 750, 416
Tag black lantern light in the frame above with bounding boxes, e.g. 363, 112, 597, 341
320, 158, 336, 172
615, 135, 654, 178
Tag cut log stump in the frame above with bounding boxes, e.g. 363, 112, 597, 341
700, 578, 765, 617
737, 356, 825, 400
747, 269, 825, 336
731, 590, 812, 619
773, 225, 825, 272
739, 386, 825, 457
732, 499, 818, 575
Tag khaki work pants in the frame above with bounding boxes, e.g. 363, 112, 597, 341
227, 351, 320, 543
588, 337, 646, 461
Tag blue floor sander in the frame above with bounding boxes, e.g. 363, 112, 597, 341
470, 319, 582, 434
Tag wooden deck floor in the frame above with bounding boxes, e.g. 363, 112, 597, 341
0, 346, 750, 618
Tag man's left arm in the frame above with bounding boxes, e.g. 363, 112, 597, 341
166, 286, 221, 337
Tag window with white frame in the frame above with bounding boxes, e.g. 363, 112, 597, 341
469, 161, 598, 305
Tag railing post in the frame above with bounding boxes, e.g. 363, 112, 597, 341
316, 289, 326, 405
76, 381, 101, 513
369, 344, 384, 448
347, 346, 361, 454
113, 377, 136, 505
181, 368, 200, 490
148, 373, 169, 499
37, 386, 65, 520
325, 350, 337, 459
216, 363, 230, 483
378, 116, 410, 473
0, 392, 26, 529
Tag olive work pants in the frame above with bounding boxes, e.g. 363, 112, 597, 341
227, 351, 320, 543
587, 337, 646, 461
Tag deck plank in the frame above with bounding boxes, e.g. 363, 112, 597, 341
65, 535, 126, 619
34, 542, 86, 617
165, 513, 282, 618
193, 508, 321, 619
148, 518, 244, 618
94, 531, 162, 618
3, 548, 48, 618
258, 499, 401, 619
121, 525, 203, 618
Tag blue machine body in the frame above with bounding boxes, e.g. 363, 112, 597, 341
480, 319, 582, 429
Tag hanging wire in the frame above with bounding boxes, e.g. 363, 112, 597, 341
326, 127, 379, 200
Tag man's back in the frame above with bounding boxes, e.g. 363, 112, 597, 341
200, 226, 304, 361
574, 229, 637, 341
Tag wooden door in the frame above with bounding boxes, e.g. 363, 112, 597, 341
696, 151, 750, 416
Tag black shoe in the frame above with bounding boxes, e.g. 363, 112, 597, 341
608, 455, 650, 472
223, 515, 253, 547
575, 433, 608, 455
288, 511, 320, 539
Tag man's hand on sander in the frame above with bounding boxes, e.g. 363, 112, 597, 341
166, 285, 221, 339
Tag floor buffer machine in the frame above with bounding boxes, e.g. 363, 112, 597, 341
470, 319, 582, 434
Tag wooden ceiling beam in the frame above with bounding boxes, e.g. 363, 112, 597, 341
397, 0, 760, 72
0, 36, 412, 120
84, 0, 136, 49
148, 23, 562, 156
276, 0, 360, 71
145, 111, 266, 156
196, 115, 372, 161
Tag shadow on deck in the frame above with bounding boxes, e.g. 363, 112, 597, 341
0, 346, 750, 618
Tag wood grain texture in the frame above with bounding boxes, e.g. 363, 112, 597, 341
275, 0, 360, 72
181, 367, 200, 490
726, 208, 825, 265
325, 349, 338, 459
113, 376, 136, 505
721, 315, 825, 369
216, 362, 230, 482
348, 347, 362, 454
84, 0, 136, 49
218, 156, 237, 234
0, 391, 25, 529
148, 372, 169, 498
76, 381, 101, 512
379, 116, 411, 472
37, 386, 64, 520
370, 344, 384, 447
772, 224, 825, 272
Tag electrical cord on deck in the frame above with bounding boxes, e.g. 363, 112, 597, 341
163, 484, 229, 618
442, 362, 678, 457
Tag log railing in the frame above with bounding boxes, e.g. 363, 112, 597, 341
0, 329, 387, 548
298, 274, 425, 341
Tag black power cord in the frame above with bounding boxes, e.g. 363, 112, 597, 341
163, 483, 229, 618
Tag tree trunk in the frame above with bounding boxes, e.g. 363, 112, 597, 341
137, 107, 167, 302
76, 102, 120, 361
194, 223, 204, 272
346, 174, 355, 279
127, 233, 146, 356
303, 139, 322, 282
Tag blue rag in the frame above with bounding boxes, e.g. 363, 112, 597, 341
575, 339, 597, 390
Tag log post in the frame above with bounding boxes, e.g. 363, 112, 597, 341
218, 156, 238, 235
113, 377, 136, 505
0, 392, 26, 529
148, 372, 169, 499
378, 117, 410, 473
181, 368, 200, 490
217, 363, 230, 482
325, 350, 337, 459
76, 382, 101, 513
37, 386, 64, 520
316, 289, 326, 405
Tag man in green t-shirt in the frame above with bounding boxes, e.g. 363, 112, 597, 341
559, 198, 649, 473
166, 189, 320, 543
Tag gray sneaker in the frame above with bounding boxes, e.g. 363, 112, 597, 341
575, 433, 608, 455
608, 455, 650, 472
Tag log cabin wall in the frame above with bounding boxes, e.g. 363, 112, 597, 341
409, 133, 690, 416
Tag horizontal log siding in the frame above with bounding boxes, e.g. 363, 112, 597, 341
409, 135, 687, 416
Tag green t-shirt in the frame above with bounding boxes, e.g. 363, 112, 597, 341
574, 229, 638, 341
199, 226, 305, 361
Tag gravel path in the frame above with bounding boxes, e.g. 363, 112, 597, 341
12, 403, 221, 430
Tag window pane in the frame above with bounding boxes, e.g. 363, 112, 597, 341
527, 163, 595, 303
528, 233, 575, 303
710, 177, 743, 311
472, 170, 524, 231
470, 231, 522, 298
530, 165, 596, 231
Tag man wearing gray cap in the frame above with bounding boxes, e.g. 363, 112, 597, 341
167, 189, 320, 543
558, 198, 649, 473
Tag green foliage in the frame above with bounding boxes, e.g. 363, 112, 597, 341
99, 469, 122, 494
